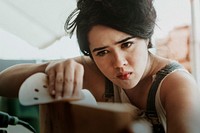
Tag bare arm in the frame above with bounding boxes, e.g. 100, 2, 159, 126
161, 71, 200, 133
0, 63, 48, 98
0, 56, 105, 99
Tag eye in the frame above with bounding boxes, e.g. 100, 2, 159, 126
96, 50, 109, 56
121, 42, 133, 49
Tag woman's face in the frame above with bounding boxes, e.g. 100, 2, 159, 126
88, 25, 149, 89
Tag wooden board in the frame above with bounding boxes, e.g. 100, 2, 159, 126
39, 102, 136, 133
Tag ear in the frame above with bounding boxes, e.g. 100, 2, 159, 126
146, 38, 153, 48
145, 38, 150, 46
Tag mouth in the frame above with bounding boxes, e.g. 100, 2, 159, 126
117, 72, 132, 80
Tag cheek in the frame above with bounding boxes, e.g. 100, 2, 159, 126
128, 46, 148, 70
94, 58, 107, 69
93, 58, 112, 75
90, 52, 103, 68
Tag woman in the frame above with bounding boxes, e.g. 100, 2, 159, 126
0, 0, 200, 132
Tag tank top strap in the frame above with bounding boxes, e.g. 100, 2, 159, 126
104, 77, 114, 102
145, 61, 184, 132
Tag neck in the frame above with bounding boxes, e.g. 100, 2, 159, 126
141, 52, 156, 79
142, 52, 171, 79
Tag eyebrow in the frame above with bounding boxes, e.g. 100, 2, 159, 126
92, 36, 134, 53
115, 36, 134, 44
92, 46, 109, 53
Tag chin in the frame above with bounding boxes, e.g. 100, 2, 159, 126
122, 87, 133, 90
120, 83, 137, 90
117, 84, 132, 89
114, 79, 138, 89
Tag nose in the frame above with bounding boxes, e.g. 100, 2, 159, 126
112, 52, 128, 69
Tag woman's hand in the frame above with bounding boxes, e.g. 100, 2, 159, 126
45, 59, 84, 99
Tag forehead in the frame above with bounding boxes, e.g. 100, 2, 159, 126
88, 25, 130, 46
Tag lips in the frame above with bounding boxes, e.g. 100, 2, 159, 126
117, 72, 132, 80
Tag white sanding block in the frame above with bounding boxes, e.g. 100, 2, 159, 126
18, 72, 97, 106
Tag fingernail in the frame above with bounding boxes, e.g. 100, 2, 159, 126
51, 90, 55, 95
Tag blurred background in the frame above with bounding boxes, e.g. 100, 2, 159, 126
0, 0, 199, 132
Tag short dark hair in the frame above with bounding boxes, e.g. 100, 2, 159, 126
65, 0, 157, 57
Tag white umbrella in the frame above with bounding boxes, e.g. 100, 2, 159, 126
0, 0, 76, 49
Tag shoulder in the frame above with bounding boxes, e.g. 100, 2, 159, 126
157, 69, 200, 132
75, 56, 106, 100
75, 56, 100, 72
159, 69, 199, 111
161, 69, 198, 94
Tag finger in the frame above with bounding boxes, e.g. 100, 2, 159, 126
62, 66, 74, 98
46, 70, 56, 96
55, 72, 64, 99
72, 65, 84, 98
